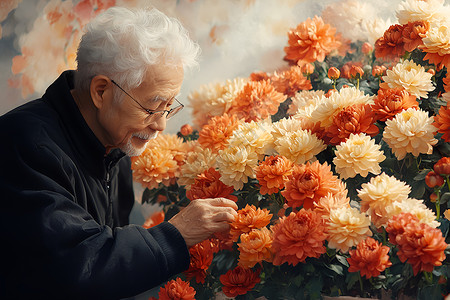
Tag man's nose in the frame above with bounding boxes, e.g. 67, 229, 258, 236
150, 115, 167, 132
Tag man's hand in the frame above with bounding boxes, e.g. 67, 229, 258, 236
168, 198, 238, 247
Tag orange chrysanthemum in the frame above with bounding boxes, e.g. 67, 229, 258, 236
402, 21, 429, 53
255, 155, 293, 195
227, 80, 287, 122
325, 104, 379, 145
433, 104, 450, 142
272, 209, 327, 266
434, 157, 450, 176
230, 205, 273, 242
347, 237, 392, 279
198, 113, 242, 153
184, 239, 218, 283
142, 210, 165, 229
238, 227, 273, 268
443, 73, 450, 92
220, 266, 261, 297
158, 278, 196, 300
386, 213, 448, 275
249, 71, 270, 81
372, 88, 419, 122
282, 161, 346, 209
375, 24, 405, 61
284, 16, 341, 65
186, 167, 238, 202
270, 66, 312, 97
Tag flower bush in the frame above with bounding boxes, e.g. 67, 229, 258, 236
135, 0, 450, 299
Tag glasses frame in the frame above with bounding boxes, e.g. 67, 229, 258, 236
111, 79, 184, 120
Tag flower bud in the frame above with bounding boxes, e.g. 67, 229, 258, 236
350, 65, 364, 78
430, 193, 438, 203
328, 67, 340, 80
361, 42, 373, 54
425, 171, 444, 188
372, 65, 387, 77
427, 68, 436, 76
301, 63, 315, 75
180, 124, 193, 136
434, 157, 450, 176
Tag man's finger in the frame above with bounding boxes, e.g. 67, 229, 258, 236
209, 197, 238, 210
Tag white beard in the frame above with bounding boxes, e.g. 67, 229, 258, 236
121, 131, 158, 157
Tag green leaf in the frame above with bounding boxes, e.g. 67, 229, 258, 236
346, 272, 360, 290
336, 254, 350, 267
440, 192, 450, 205
414, 169, 431, 181
417, 284, 443, 300
326, 264, 344, 276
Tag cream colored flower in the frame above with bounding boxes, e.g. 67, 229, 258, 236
227, 120, 274, 157
357, 173, 411, 228
271, 118, 305, 140
383, 108, 438, 160
326, 206, 372, 253
396, 0, 448, 25
178, 146, 217, 188
389, 198, 440, 228
147, 134, 189, 165
333, 133, 386, 179
216, 145, 258, 190
310, 87, 373, 128
380, 60, 434, 99
288, 90, 325, 116
421, 22, 450, 56
209, 78, 248, 115
274, 129, 326, 164
314, 192, 350, 218
362, 17, 395, 45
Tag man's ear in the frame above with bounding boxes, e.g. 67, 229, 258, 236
90, 75, 111, 109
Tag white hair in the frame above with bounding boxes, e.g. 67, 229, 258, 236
75, 7, 200, 92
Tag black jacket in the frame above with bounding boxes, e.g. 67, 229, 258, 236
0, 71, 190, 299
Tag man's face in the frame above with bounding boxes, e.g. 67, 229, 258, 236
99, 64, 184, 156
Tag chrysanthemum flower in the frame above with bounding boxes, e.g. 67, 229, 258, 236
396, 0, 448, 25
325, 206, 372, 253
238, 227, 273, 268
386, 213, 448, 275
433, 103, 450, 142
284, 16, 341, 65
227, 120, 274, 158
288, 90, 325, 116
402, 21, 429, 52
142, 210, 165, 229
375, 24, 405, 61
271, 117, 305, 139
380, 60, 434, 99
216, 145, 258, 190
272, 209, 327, 266
228, 80, 286, 123
347, 237, 392, 279
158, 278, 196, 300
198, 113, 242, 153
444, 209, 450, 220
255, 155, 293, 195
383, 108, 438, 159
421, 23, 450, 70
371, 88, 419, 121
325, 104, 379, 145
282, 161, 346, 209
220, 266, 261, 298
186, 168, 237, 202
389, 198, 440, 228
357, 173, 411, 228
314, 192, 350, 217
274, 129, 326, 165
333, 133, 386, 179
184, 239, 218, 284
147, 134, 189, 165
270, 65, 312, 97
230, 204, 273, 242
178, 146, 217, 187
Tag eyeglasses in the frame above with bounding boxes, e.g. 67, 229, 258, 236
111, 79, 184, 120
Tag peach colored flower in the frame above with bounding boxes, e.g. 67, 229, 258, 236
325, 206, 372, 253
180, 124, 193, 136
314, 192, 350, 217
325, 103, 379, 145
186, 168, 237, 202
238, 227, 273, 268
328, 67, 340, 80
333, 133, 385, 179
255, 155, 293, 195
361, 42, 373, 54
421, 22, 450, 70
249, 71, 270, 81
288, 90, 325, 116
178, 146, 217, 187
347, 237, 392, 279
227, 120, 274, 158
228, 80, 286, 123
374, 24, 405, 61
282, 161, 346, 210
274, 129, 326, 164
158, 278, 196, 300
147, 134, 188, 166
284, 16, 341, 65
383, 108, 438, 160
372, 65, 387, 78
396, 0, 448, 25
270, 66, 312, 97
184, 239, 218, 283
272, 209, 327, 266
220, 266, 261, 297
444, 209, 450, 220
389, 198, 440, 228
300, 63, 315, 75
142, 210, 165, 229
198, 113, 242, 153
386, 213, 448, 275
371, 88, 419, 121
434, 103, 450, 142
402, 21, 430, 52
230, 204, 273, 242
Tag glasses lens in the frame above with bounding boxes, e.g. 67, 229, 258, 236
166, 105, 183, 119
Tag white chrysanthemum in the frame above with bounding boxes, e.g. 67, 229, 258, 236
396, 0, 448, 25
321, 0, 376, 42
357, 173, 411, 228
333, 133, 386, 179
362, 17, 395, 45
383, 108, 438, 160
274, 129, 326, 164
288, 90, 325, 115
381, 60, 434, 99
310, 87, 373, 128
227, 119, 274, 157
216, 145, 258, 190
178, 146, 217, 188
326, 206, 372, 253
421, 23, 450, 56
389, 198, 440, 228
272, 117, 305, 140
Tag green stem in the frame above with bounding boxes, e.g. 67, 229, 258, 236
356, 78, 360, 90
382, 227, 388, 245
423, 271, 433, 284
435, 188, 441, 220
358, 274, 364, 296
446, 175, 450, 193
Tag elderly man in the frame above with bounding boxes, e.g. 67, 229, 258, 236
0, 6, 237, 299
